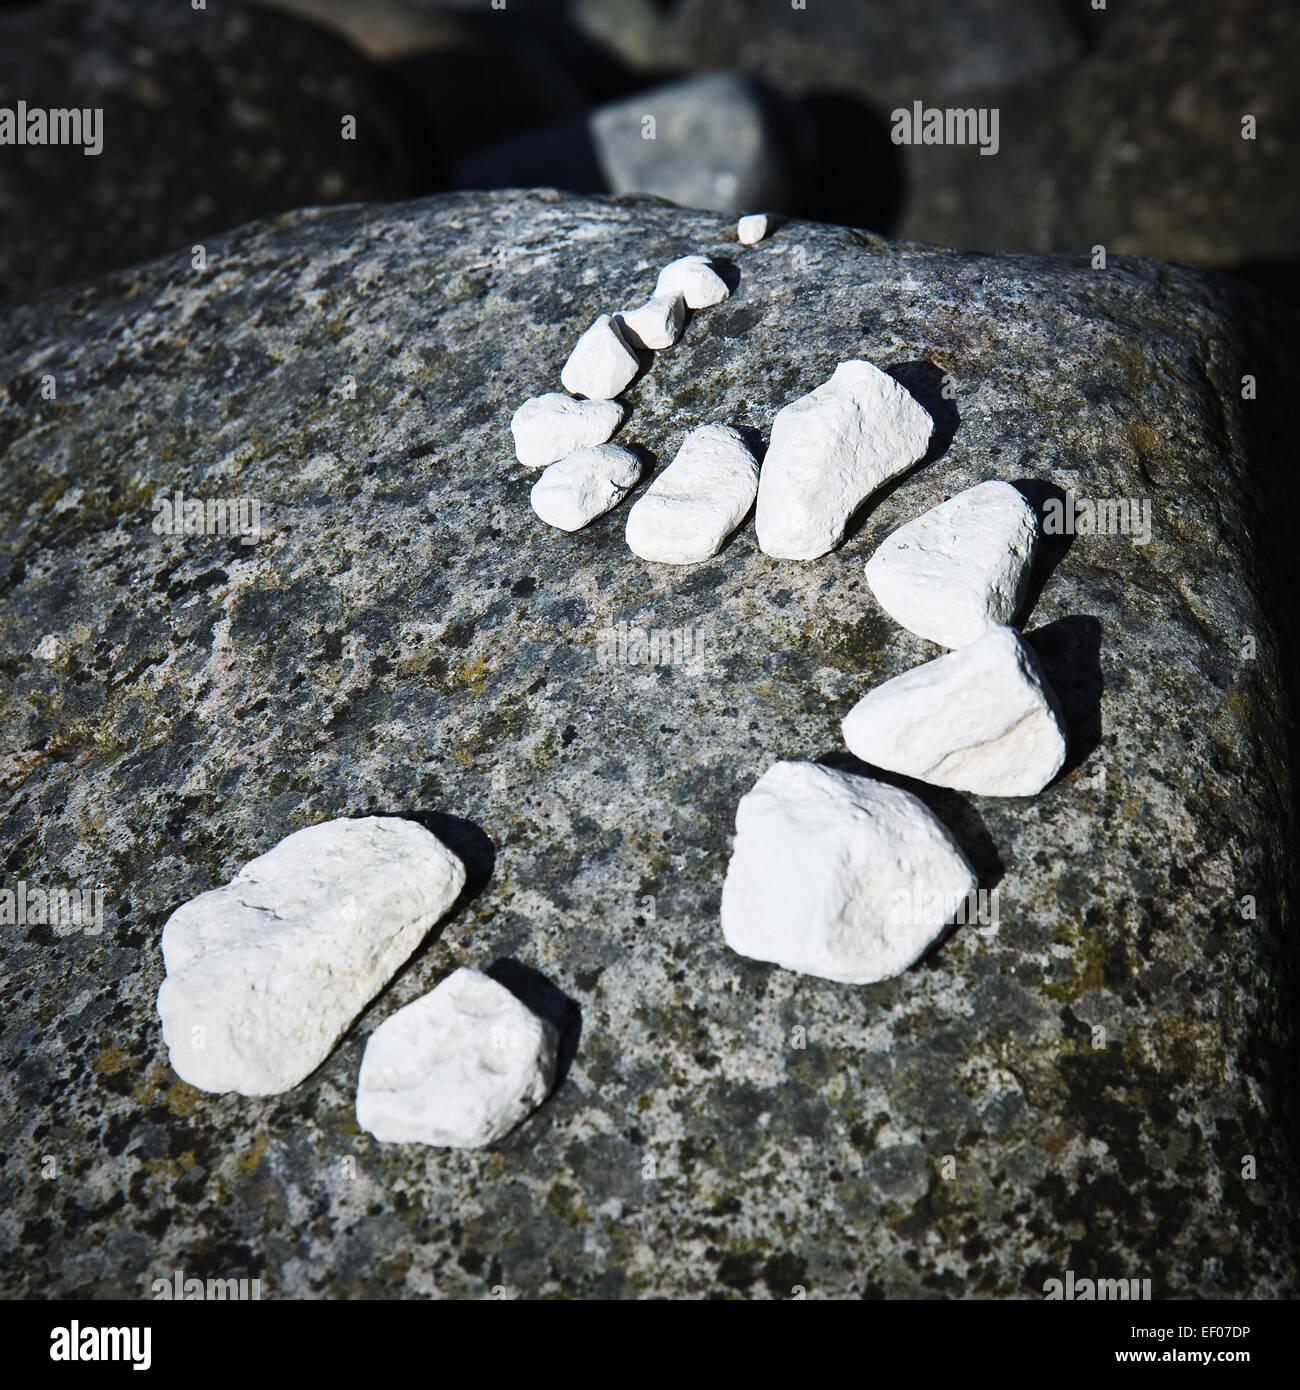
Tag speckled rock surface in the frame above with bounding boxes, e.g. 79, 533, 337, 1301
1, 189, 1298, 1299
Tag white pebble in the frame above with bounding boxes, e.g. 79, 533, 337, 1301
841, 625, 1068, 796
625, 423, 759, 564
755, 360, 933, 560
510, 393, 624, 469
616, 290, 686, 349
866, 480, 1039, 648
737, 213, 769, 245
654, 254, 730, 308
560, 313, 639, 399
156, 817, 466, 1096
356, 967, 558, 1148
530, 442, 641, 531
720, 760, 977, 984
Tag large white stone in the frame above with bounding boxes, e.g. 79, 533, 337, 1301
530, 442, 641, 531
755, 360, 933, 560
615, 291, 686, 350
510, 393, 623, 469
654, 254, 730, 308
865, 480, 1039, 647
720, 760, 977, 984
560, 314, 639, 399
737, 213, 769, 245
624, 423, 759, 564
156, 816, 466, 1096
841, 625, 1068, 796
355, 967, 558, 1149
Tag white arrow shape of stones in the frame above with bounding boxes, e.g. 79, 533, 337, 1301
530, 442, 642, 531
625, 422, 759, 564
356, 967, 558, 1148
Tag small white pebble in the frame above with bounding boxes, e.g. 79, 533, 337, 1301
355, 967, 558, 1149
615, 291, 686, 350
625, 423, 759, 564
510, 393, 623, 469
737, 213, 769, 245
654, 255, 730, 308
531, 443, 642, 532
560, 314, 639, 399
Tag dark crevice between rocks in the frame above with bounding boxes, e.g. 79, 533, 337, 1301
1220, 278, 1300, 1248
1223, 258, 1300, 314
795, 93, 906, 234
709, 258, 741, 297
731, 423, 766, 462
618, 338, 658, 397
613, 440, 661, 504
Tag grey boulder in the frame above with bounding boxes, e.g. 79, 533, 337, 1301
1, 190, 1298, 1299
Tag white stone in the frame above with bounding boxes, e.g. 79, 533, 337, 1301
841, 625, 1068, 796
625, 423, 759, 564
737, 213, 769, 245
720, 760, 977, 984
865, 480, 1039, 648
156, 817, 466, 1096
530, 443, 641, 531
355, 967, 558, 1149
510, 393, 623, 469
654, 254, 730, 308
755, 359, 933, 560
615, 291, 686, 350
559, 314, 639, 399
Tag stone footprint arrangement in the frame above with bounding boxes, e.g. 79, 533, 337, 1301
511, 221, 1073, 990
155, 209, 1075, 1148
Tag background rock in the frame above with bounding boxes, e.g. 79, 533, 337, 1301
458, 72, 810, 217
546, 0, 1300, 274
15, 0, 1291, 304
254, 0, 472, 60
0, 0, 428, 303
255, 0, 592, 163
573, 0, 1085, 102
894, 0, 1300, 273
0, 190, 1298, 1298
